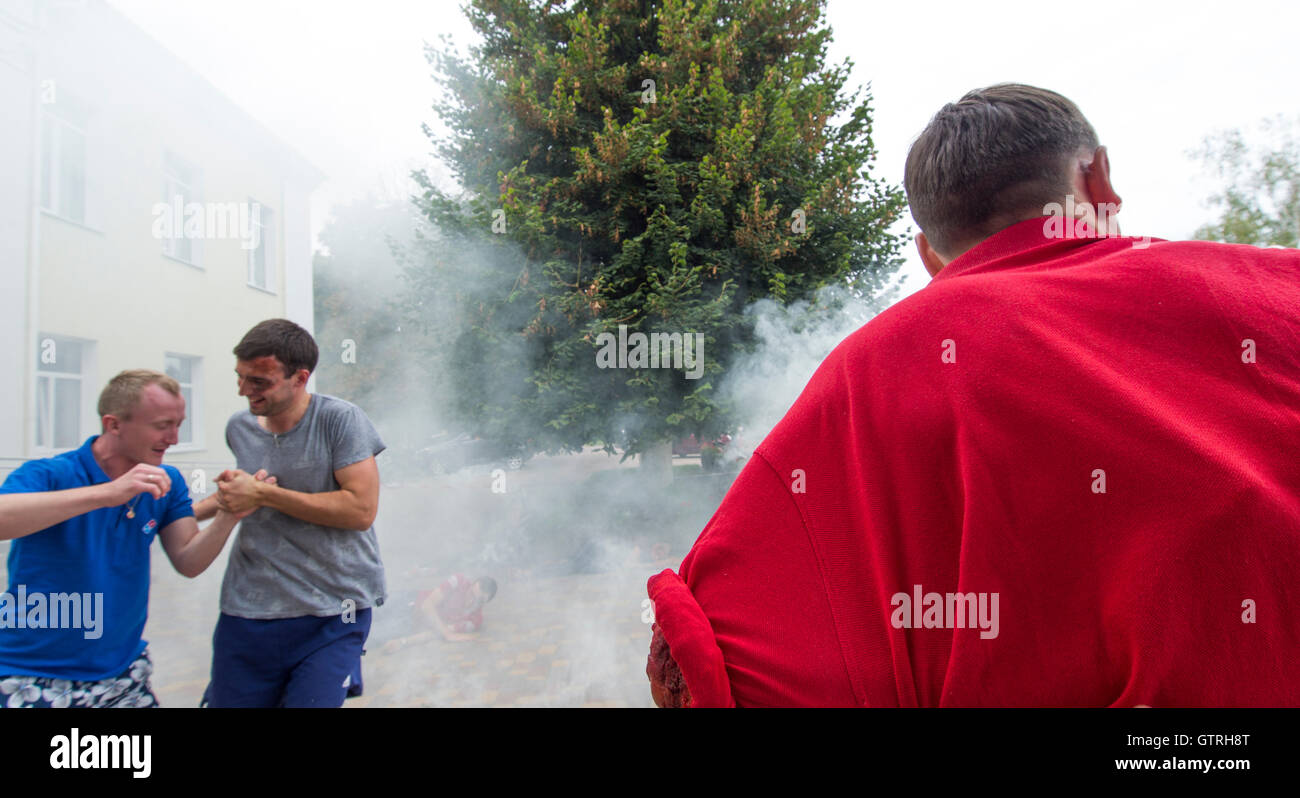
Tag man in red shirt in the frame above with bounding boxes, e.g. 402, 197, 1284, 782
645, 83, 1300, 707
417, 574, 497, 642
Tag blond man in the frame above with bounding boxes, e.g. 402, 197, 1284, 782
0, 369, 260, 707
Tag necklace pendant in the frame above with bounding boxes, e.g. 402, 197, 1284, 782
126, 508, 135, 519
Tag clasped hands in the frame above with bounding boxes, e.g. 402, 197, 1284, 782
215, 469, 277, 520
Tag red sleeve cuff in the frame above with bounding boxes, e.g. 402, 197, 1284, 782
646, 569, 735, 708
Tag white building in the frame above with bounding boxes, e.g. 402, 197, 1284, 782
0, 0, 322, 480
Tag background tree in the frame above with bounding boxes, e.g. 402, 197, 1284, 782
408, 0, 907, 459
1192, 115, 1299, 247
314, 197, 436, 428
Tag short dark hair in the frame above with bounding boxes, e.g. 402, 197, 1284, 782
904, 83, 1099, 256
475, 577, 498, 602
233, 319, 319, 378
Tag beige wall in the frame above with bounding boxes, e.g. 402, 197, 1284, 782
7, 0, 321, 478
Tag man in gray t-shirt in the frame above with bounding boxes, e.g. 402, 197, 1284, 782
220, 393, 386, 618
193, 319, 386, 707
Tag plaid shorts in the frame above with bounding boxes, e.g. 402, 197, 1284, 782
0, 650, 158, 708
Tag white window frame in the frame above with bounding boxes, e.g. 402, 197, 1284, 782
247, 199, 276, 293
161, 150, 203, 267
163, 353, 203, 451
39, 103, 88, 225
33, 335, 95, 455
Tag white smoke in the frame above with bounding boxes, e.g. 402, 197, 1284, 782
719, 275, 909, 461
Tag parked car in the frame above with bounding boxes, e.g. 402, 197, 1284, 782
673, 433, 733, 471
417, 432, 529, 475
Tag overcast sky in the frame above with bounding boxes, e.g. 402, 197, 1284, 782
108, 0, 1300, 297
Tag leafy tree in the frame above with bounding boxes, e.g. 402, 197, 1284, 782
408, 0, 906, 458
1192, 116, 1300, 247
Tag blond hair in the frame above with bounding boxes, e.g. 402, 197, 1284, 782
97, 369, 181, 421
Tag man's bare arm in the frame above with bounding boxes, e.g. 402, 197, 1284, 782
158, 514, 238, 578
418, 587, 475, 641
160, 475, 275, 577
193, 494, 220, 522
217, 457, 379, 531
0, 464, 171, 541
419, 589, 454, 637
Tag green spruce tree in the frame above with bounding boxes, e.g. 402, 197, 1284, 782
408, 0, 906, 458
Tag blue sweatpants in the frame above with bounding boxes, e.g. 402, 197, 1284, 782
203, 610, 371, 708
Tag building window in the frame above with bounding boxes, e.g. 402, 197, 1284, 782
248, 201, 275, 291
162, 150, 200, 265
164, 353, 201, 447
35, 336, 85, 451
39, 92, 91, 224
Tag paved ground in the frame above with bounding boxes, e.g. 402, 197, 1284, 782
1, 450, 728, 708
143, 551, 662, 709
348, 569, 661, 708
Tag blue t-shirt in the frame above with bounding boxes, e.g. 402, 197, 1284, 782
0, 436, 192, 680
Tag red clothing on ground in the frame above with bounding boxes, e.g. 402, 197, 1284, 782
420, 574, 483, 633
648, 218, 1300, 707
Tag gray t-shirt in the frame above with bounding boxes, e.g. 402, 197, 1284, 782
219, 393, 387, 619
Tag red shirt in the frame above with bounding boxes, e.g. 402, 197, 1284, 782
421, 574, 483, 633
648, 218, 1300, 707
